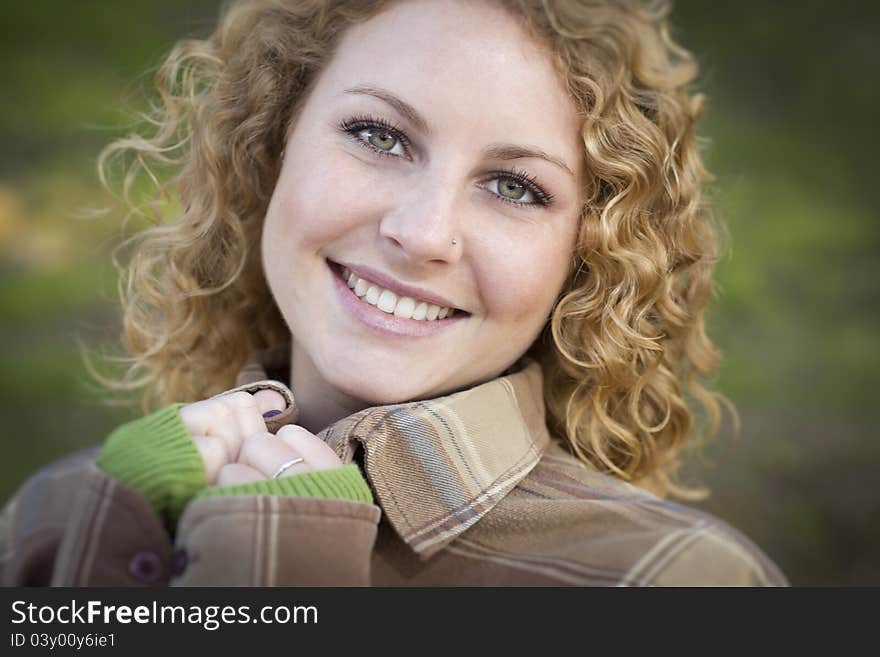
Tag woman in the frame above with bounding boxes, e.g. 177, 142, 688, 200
0, 0, 787, 586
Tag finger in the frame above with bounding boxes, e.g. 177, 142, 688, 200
217, 391, 267, 440
216, 463, 265, 487
253, 389, 286, 416
192, 436, 228, 485
179, 399, 241, 461
238, 432, 310, 478
276, 425, 343, 470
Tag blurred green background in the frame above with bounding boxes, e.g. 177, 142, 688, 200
1, 1, 877, 585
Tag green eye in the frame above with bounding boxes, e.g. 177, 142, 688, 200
340, 115, 410, 159
497, 177, 526, 201
367, 129, 398, 151
339, 116, 554, 208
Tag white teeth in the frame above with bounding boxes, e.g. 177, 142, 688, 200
354, 278, 369, 297
337, 264, 457, 321
377, 289, 398, 313
412, 302, 428, 321
394, 296, 416, 318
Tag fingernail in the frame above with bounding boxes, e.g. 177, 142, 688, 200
262, 409, 283, 418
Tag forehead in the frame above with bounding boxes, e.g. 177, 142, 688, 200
314, 0, 582, 168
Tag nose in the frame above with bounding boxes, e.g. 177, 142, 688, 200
378, 174, 464, 265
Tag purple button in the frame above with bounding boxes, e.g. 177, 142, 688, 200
170, 548, 189, 577
128, 551, 163, 584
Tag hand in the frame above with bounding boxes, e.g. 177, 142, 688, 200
179, 390, 343, 486
179, 389, 285, 484
217, 424, 345, 486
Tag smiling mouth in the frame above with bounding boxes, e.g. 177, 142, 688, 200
329, 260, 466, 322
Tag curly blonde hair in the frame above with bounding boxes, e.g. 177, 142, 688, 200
97, 0, 730, 499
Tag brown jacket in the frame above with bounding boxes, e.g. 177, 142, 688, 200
0, 349, 788, 586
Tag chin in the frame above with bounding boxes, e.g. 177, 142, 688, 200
338, 377, 422, 406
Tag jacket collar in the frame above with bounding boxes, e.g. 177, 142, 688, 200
236, 346, 550, 558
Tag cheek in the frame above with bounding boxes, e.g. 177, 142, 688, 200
265, 152, 379, 250
478, 239, 571, 325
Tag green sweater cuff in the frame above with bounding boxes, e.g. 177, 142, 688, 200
195, 463, 374, 504
97, 403, 204, 528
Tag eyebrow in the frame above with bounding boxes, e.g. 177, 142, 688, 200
342, 84, 575, 177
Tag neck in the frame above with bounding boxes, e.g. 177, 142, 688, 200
289, 341, 368, 434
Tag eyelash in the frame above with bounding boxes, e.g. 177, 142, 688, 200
337, 114, 556, 209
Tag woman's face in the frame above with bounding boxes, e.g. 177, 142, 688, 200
262, 0, 584, 405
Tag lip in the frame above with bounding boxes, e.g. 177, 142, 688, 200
328, 260, 468, 338
331, 259, 464, 312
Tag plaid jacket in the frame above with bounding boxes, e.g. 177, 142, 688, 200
1, 348, 787, 586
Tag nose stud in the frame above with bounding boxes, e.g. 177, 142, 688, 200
451, 238, 458, 245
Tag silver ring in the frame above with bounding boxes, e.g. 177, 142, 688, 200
272, 456, 305, 479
